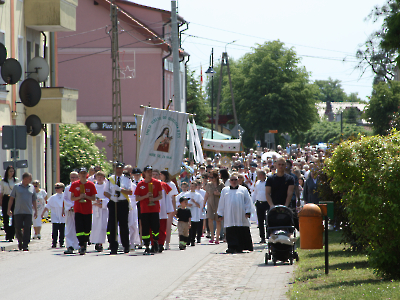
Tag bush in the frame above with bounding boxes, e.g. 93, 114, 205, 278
59, 123, 112, 184
324, 131, 400, 279
315, 147, 361, 251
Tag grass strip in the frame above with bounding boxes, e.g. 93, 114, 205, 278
288, 230, 399, 300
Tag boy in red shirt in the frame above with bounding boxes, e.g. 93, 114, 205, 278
69, 167, 97, 255
134, 166, 162, 254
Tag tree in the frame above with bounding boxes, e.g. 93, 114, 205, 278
223, 41, 318, 147
313, 78, 347, 102
59, 123, 112, 184
346, 92, 365, 103
292, 121, 371, 145
365, 81, 400, 135
186, 68, 210, 127
356, 1, 399, 83
342, 107, 361, 124
313, 79, 364, 103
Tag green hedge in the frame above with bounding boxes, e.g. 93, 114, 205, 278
324, 131, 400, 279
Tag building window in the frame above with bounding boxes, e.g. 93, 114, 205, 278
35, 43, 40, 57
26, 41, 32, 65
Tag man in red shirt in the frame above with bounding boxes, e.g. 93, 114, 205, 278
134, 166, 162, 254
69, 167, 97, 255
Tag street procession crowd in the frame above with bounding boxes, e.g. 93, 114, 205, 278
0, 143, 324, 255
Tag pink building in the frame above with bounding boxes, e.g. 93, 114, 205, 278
58, 0, 188, 166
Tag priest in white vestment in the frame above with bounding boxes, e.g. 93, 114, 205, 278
217, 172, 253, 253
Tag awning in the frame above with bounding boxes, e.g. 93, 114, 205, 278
187, 124, 232, 140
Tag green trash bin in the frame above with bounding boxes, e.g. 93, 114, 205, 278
319, 201, 334, 219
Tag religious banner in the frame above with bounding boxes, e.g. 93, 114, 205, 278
137, 107, 189, 175
192, 119, 205, 164
202, 138, 241, 153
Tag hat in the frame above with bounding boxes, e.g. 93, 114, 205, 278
250, 162, 257, 168
79, 167, 88, 173
143, 165, 153, 172
114, 161, 125, 168
179, 196, 190, 203
132, 168, 142, 174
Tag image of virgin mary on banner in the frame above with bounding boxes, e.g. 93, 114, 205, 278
138, 107, 189, 175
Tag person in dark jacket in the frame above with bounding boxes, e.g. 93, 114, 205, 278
303, 164, 320, 204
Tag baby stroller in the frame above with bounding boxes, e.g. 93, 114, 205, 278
265, 205, 299, 265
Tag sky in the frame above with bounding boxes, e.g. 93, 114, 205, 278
133, 0, 385, 101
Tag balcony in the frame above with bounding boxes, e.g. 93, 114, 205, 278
25, 87, 78, 124
25, 0, 78, 32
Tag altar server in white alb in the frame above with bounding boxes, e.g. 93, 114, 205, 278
91, 171, 109, 252
217, 172, 253, 254
186, 181, 203, 246
63, 171, 79, 254
128, 179, 141, 250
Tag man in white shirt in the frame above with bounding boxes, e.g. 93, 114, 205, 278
42, 182, 66, 248
63, 172, 80, 254
252, 170, 269, 243
104, 162, 133, 254
217, 173, 253, 254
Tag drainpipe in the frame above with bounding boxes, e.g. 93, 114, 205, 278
184, 54, 190, 113
179, 21, 188, 49
41, 31, 47, 87
50, 32, 57, 194
162, 20, 172, 109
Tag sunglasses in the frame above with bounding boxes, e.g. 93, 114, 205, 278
230, 178, 238, 181
33, 185, 38, 187
55, 187, 63, 189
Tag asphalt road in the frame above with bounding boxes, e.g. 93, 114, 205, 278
1, 225, 231, 300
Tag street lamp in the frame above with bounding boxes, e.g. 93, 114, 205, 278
205, 48, 216, 139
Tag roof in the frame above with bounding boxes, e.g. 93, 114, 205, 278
115, 0, 186, 23
316, 102, 367, 119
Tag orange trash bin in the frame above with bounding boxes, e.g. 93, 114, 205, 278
298, 204, 324, 249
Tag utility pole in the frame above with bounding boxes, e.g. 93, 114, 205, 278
211, 49, 214, 139
215, 52, 238, 132
110, 0, 123, 163
171, 1, 181, 111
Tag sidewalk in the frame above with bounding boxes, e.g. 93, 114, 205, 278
158, 225, 296, 300
0, 221, 53, 252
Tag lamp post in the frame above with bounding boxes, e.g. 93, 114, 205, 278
205, 48, 216, 139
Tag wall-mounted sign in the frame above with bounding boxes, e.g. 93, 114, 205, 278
85, 122, 137, 131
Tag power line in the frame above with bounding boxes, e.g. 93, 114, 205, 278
184, 40, 359, 63
119, 23, 167, 46
58, 20, 166, 40
58, 38, 157, 64
189, 22, 356, 56
58, 26, 108, 39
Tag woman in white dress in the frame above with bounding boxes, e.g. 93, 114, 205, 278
32, 180, 48, 239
